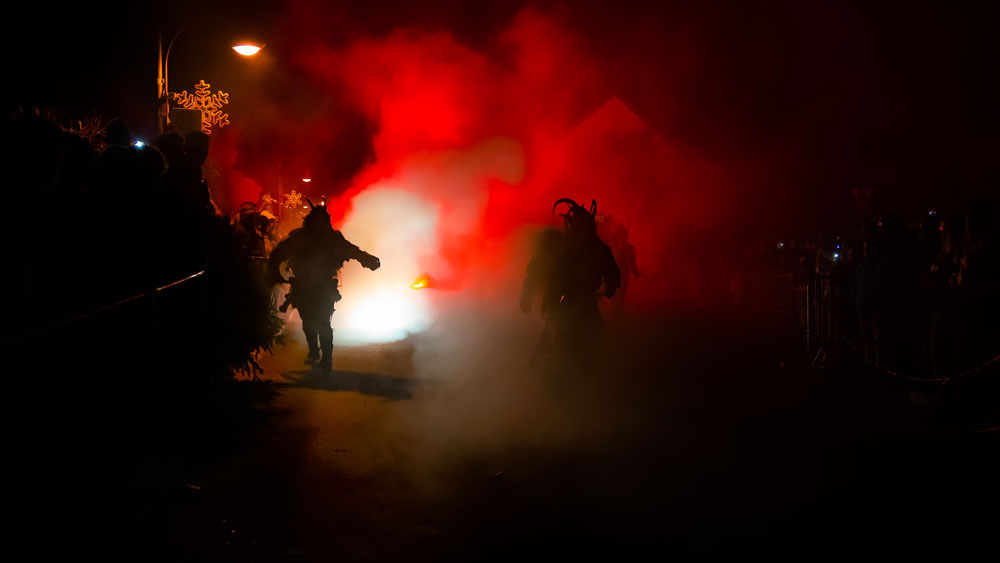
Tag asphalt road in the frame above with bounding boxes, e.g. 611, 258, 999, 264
9, 307, 997, 561
156, 308, 999, 561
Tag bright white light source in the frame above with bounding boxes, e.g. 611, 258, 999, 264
335, 287, 431, 345
233, 45, 262, 56
328, 187, 441, 345
133, 140, 144, 148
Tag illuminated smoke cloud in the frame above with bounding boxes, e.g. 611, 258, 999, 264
333, 187, 436, 344
217, 4, 744, 346
211, 1, 754, 502
333, 137, 525, 344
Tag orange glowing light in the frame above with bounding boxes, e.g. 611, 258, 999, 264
411, 275, 431, 289
232, 44, 262, 56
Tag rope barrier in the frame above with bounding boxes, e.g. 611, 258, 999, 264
31, 270, 206, 334
835, 328, 999, 384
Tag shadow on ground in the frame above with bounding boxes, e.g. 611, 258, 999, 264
278, 367, 418, 400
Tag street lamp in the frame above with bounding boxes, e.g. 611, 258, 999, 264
232, 45, 262, 56
156, 22, 263, 135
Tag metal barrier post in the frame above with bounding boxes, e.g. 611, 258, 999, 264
805, 277, 811, 350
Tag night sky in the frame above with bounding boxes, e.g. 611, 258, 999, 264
5, 0, 997, 235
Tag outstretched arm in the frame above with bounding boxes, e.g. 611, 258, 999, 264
356, 250, 380, 271
337, 232, 380, 271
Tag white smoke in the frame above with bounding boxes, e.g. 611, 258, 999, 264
331, 136, 525, 346
333, 187, 437, 345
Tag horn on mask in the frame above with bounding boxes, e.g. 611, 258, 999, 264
552, 198, 583, 216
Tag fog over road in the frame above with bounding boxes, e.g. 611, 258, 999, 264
159, 305, 998, 561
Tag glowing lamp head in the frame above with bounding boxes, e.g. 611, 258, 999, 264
411, 275, 432, 289
232, 44, 262, 56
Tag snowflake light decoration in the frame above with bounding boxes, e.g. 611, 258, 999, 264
282, 190, 303, 210
282, 190, 310, 222
173, 80, 230, 135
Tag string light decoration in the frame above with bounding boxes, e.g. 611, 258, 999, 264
282, 190, 309, 222
282, 190, 303, 210
173, 80, 230, 134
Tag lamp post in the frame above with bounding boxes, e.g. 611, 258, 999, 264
156, 22, 263, 135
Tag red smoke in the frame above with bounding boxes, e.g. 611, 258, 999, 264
211, 4, 744, 315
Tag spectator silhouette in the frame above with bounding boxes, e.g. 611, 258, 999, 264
931, 215, 964, 282
959, 198, 1000, 286
232, 201, 277, 258
925, 214, 965, 376
173, 130, 214, 215
855, 221, 881, 368
956, 199, 1000, 377
104, 118, 130, 147
155, 132, 185, 172
873, 213, 921, 373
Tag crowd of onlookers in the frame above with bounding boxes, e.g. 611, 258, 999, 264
745, 201, 999, 382
6, 110, 289, 559
6, 110, 280, 380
